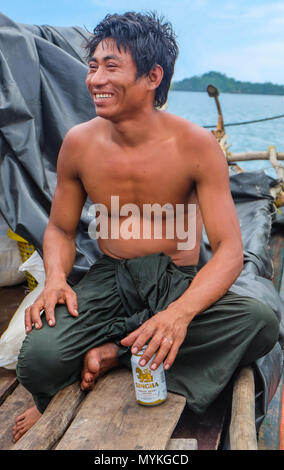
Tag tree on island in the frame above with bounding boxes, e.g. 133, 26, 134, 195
171, 71, 284, 96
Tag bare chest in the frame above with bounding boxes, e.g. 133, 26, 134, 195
79, 146, 194, 210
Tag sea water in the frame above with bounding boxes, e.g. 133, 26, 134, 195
167, 91, 284, 178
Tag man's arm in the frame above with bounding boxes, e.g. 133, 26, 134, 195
121, 128, 243, 369
25, 127, 87, 333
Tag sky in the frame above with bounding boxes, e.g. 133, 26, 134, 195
1, 0, 284, 84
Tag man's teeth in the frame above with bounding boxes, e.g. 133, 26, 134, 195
95, 94, 112, 98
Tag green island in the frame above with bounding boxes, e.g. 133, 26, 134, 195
171, 71, 284, 95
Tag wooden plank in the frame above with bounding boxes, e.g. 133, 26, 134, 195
229, 367, 258, 450
11, 381, 85, 450
171, 385, 229, 450
0, 368, 18, 406
167, 438, 198, 450
0, 384, 34, 450
56, 368, 186, 450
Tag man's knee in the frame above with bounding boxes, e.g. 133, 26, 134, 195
16, 326, 62, 394
244, 297, 280, 356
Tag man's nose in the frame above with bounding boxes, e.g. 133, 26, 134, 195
89, 66, 108, 87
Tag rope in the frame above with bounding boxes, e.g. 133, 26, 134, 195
203, 113, 284, 128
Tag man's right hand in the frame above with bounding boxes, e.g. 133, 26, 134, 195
24, 281, 78, 333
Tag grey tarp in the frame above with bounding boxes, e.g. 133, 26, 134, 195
0, 12, 101, 284
0, 12, 283, 431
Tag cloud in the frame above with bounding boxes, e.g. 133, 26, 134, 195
201, 40, 284, 84
88, 0, 189, 10
211, 1, 284, 34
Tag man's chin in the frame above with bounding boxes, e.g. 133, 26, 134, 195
94, 106, 115, 120
95, 110, 121, 123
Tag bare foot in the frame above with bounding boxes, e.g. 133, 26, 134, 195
13, 405, 42, 442
81, 342, 119, 391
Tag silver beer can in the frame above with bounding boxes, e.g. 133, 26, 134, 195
131, 346, 167, 406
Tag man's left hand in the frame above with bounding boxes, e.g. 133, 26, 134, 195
120, 306, 190, 370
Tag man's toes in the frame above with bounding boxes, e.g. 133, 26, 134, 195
81, 372, 96, 391
13, 426, 25, 442
15, 413, 25, 424
13, 431, 22, 442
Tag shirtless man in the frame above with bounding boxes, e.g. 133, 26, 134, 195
13, 12, 279, 442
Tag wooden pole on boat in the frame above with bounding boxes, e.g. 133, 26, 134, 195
268, 146, 284, 181
229, 366, 258, 450
227, 151, 284, 162
207, 85, 225, 141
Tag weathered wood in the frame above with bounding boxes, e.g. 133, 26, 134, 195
56, 368, 186, 450
171, 379, 231, 450
229, 367, 258, 450
11, 381, 85, 450
167, 438, 198, 450
0, 368, 18, 406
0, 384, 34, 450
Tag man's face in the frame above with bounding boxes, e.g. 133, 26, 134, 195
86, 39, 149, 121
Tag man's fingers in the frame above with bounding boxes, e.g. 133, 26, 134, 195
163, 339, 183, 370
44, 291, 61, 327
141, 335, 173, 370
120, 328, 141, 348
29, 301, 44, 330
65, 291, 79, 317
137, 333, 165, 367
151, 336, 174, 370
24, 284, 78, 333
24, 306, 33, 333
129, 327, 155, 356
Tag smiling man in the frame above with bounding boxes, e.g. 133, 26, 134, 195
13, 12, 279, 442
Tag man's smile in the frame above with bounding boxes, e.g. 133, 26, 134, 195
95, 93, 113, 99
93, 93, 114, 106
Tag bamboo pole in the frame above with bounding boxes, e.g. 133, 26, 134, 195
228, 151, 284, 162
229, 367, 258, 450
268, 146, 284, 181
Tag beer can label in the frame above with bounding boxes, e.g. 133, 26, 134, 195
131, 347, 167, 406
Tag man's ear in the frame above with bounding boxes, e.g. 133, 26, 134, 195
147, 64, 164, 90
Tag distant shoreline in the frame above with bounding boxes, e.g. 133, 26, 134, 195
171, 71, 284, 96
170, 89, 284, 97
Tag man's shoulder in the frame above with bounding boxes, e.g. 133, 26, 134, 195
163, 111, 220, 158
162, 112, 214, 143
63, 117, 105, 146
57, 118, 107, 175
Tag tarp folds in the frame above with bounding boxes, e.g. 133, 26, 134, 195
0, 12, 101, 284
0, 13, 283, 429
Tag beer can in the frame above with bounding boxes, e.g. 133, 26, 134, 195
131, 346, 167, 406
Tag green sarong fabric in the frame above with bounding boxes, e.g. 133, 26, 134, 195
17, 252, 280, 414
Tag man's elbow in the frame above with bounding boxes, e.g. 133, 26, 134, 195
236, 251, 244, 275
217, 238, 244, 278
44, 221, 76, 243
232, 242, 244, 278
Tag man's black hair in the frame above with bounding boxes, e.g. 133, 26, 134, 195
85, 11, 179, 108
